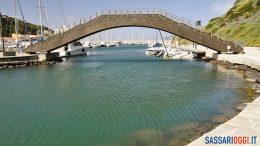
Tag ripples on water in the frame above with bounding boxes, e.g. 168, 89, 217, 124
0, 46, 250, 146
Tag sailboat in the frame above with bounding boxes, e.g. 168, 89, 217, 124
146, 30, 194, 60
145, 30, 165, 56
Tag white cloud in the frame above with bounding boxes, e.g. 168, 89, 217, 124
210, 0, 236, 15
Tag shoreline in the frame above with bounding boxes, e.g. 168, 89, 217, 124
209, 59, 260, 100
187, 55, 260, 145
169, 58, 260, 146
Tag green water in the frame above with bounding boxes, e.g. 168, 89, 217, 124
0, 46, 250, 146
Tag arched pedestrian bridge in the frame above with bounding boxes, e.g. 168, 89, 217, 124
26, 9, 243, 53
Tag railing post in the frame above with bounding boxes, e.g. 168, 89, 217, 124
114, 9, 116, 17
153, 9, 154, 16
146, 10, 148, 17
165, 12, 167, 20
102, 10, 104, 15
127, 10, 128, 17
108, 9, 110, 18
121, 10, 123, 17
133, 10, 135, 16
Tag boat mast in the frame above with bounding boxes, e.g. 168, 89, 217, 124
38, 0, 43, 37
0, 12, 4, 52
116, 31, 119, 42
13, 0, 18, 43
43, 0, 49, 29
120, 30, 123, 42
131, 27, 134, 44
17, 0, 26, 35
155, 30, 158, 44
159, 30, 168, 56
57, 0, 67, 27
106, 30, 108, 45
142, 33, 144, 44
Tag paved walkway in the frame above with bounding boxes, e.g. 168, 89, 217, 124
217, 47, 260, 71
188, 47, 260, 146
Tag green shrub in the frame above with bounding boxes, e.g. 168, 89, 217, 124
243, 12, 251, 18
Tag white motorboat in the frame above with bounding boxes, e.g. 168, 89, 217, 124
53, 41, 87, 57
145, 43, 165, 56
89, 43, 101, 48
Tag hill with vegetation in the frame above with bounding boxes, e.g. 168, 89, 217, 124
205, 0, 260, 47
1, 14, 52, 37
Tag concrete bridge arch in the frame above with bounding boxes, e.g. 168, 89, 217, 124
26, 9, 243, 53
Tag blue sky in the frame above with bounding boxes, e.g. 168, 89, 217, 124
1, 0, 235, 40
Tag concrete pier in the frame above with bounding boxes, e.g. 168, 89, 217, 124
0, 52, 39, 62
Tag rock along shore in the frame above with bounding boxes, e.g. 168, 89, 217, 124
188, 48, 260, 146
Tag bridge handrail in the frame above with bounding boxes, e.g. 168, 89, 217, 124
98, 8, 197, 28
30, 8, 242, 51
42, 9, 198, 44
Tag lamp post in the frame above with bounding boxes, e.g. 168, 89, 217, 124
0, 12, 4, 52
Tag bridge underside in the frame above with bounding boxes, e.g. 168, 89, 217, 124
26, 14, 243, 53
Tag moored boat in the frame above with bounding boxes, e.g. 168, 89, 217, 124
53, 41, 87, 57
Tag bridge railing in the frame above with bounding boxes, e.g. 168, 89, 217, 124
43, 9, 198, 44
96, 9, 197, 28
53, 8, 198, 33
37, 9, 243, 51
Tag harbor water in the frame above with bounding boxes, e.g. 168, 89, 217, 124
0, 46, 251, 146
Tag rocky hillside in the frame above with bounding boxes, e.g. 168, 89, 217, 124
205, 0, 260, 47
